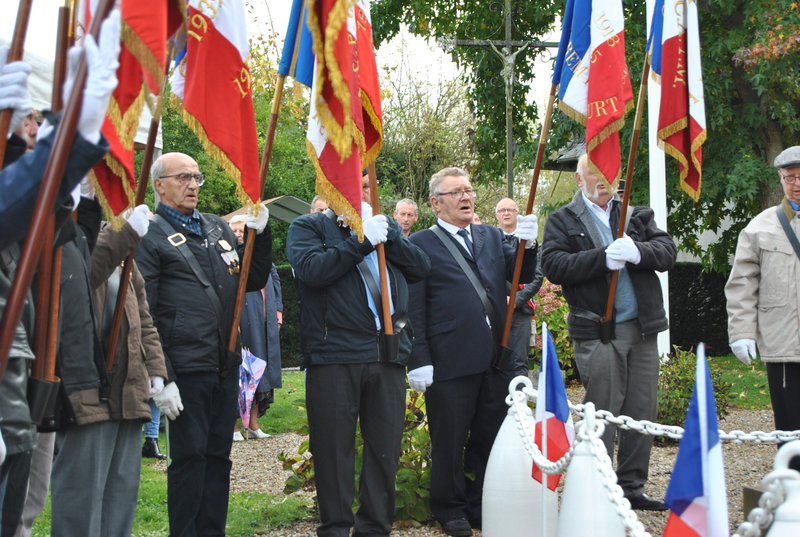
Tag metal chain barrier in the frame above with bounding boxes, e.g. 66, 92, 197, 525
506, 378, 800, 537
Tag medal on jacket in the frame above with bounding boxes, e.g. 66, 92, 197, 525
218, 239, 240, 275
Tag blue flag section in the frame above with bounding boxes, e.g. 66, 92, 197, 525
646, 0, 665, 76
278, 0, 314, 86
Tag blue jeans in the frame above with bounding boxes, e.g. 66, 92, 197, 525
143, 399, 160, 439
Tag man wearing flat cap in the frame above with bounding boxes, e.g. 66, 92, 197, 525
725, 146, 800, 471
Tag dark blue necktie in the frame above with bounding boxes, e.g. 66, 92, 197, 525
457, 228, 474, 258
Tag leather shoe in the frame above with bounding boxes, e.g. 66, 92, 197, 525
142, 437, 166, 460
441, 517, 473, 537
625, 493, 668, 511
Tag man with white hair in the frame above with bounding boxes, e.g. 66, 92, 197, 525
542, 154, 676, 511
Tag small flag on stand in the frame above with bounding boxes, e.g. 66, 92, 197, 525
532, 323, 575, 491
552, 0, 634, 192
648, 0, 706, 201
662, 344, 729, 537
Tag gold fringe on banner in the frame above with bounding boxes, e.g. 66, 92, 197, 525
306, 140, 364, 241
169, 93, 260, 213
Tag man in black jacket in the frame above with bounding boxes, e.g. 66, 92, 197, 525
287, 202, 430, 537
541, 154, 676, 511
135, 152, 271, 537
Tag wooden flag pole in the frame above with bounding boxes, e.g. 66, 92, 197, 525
32, 4, 72, 381
0, 0, 115, 378
600, 54, 652, 327
0, 0, 33, 165
367, 161, 393, 335
499, 84, 557, 353
105, 45, 174, 371
227, 74, 287, 351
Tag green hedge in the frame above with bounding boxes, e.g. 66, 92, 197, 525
276, 264, 304, 368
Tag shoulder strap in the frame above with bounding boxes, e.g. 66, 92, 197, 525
152, 214, 226, 327
777, 206, 800, 261
429, 225, 495, 323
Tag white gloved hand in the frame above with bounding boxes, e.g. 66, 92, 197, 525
245, 203, 269, 234
0, 46, 33, 134
515, 214, 539, 248
0, 430, 6, 465
153, 381, 183, 420
64, 11, 121, 143
362, 214, 388, 246
730, 339, 756, 366
605, 253, 626, 271
605, 234, 641, 265
149, 375, 165, 396
407, 365, 434, 393
126, 204, 150, 238
79, 176, 95, 199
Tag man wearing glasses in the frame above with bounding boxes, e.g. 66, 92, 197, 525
726, 145, 800, 472
135, 152, 272, 536
406, 167, 539, 536
494, 198, 544, 377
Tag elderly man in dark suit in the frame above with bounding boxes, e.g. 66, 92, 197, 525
407, 167, 539, 537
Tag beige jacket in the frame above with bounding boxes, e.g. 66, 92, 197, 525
726, 198, 800, 363
90, 223, 168, 421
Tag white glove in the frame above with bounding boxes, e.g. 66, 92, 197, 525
64, 10, 121, 143
515, 214, 539, 247
407, 365, 434, 393
153, 381, 183, 420
126, 204, 150, 237
0, 46, 33, 134
605, 234, 641, 265
605, 253, 626, 271
362, 214, 388, 246
79, 176, 95, 199
149, 375, 165, 396
730, 339, 756, 366
245, 203, 269, 234
0, 430, 6, 466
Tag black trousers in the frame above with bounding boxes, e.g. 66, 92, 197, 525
766, 362, 800, 472
167, 370, 238, 537
306, 363, 406, 537
0, 449, 32, 537
425, 367, 513, 525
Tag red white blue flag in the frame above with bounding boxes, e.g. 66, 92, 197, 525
532, 323, 575, 491
305, 0, 383, 239
170, 0, 260, 208
648, 0, 706, 201
552, 0, 633, 191
279, 0, 314, 88
662, 344, 729, 537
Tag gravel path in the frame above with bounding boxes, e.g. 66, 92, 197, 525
210, 394, 778, 536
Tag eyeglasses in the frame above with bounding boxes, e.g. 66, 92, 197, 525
436, 189, 476, 200
781, 173, 800, 184
159, 172, 205, 186
495, 208, 518, 214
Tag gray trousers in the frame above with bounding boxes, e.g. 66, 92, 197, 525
51, 420, 142, 537
508, 311, 533, 376
573, 320, 659, 496
12, 432, 55, 537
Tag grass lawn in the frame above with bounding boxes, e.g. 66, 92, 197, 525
32, 371, 309, 537
708, 354, 771, 410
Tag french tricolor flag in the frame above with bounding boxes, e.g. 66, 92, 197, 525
552, 0, 633, 191
532, 323, 575, 491
663, 344, 729, 537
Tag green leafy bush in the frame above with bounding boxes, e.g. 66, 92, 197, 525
656, 346, 734, 443
533, 279, 578, 380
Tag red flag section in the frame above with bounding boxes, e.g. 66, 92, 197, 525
90, 0, 183, 227
305, 0, 383, 239
170, 0, 261, 208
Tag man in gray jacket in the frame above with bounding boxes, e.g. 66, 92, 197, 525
726, 145, 800, 471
